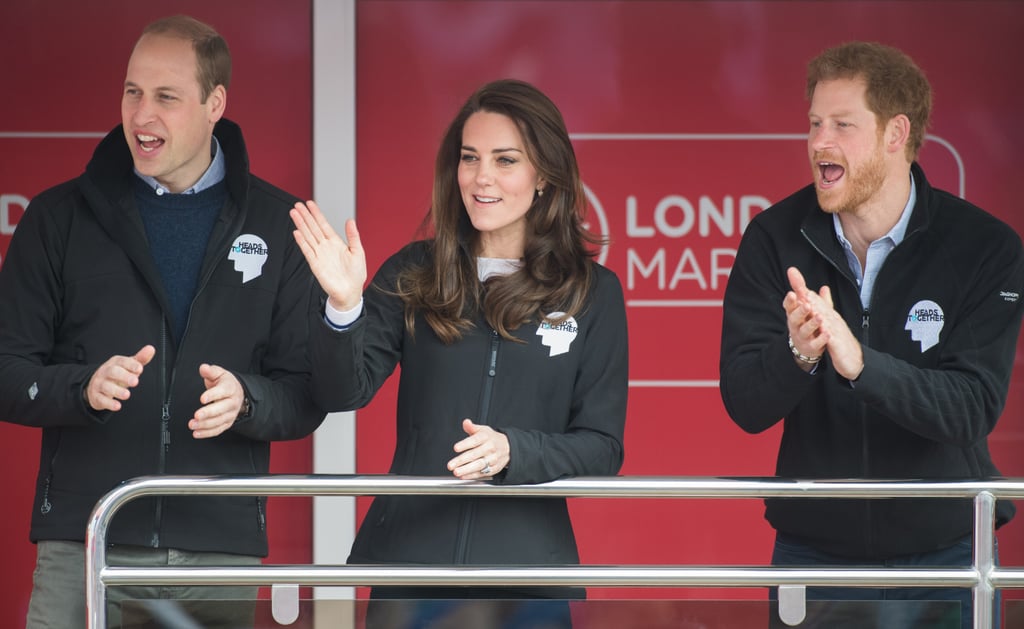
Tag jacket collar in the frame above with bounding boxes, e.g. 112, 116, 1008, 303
83, 118, 250, 210
800, 161, 933, 268
76, 119, 251, 318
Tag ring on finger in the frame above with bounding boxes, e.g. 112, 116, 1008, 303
481, 459, 492, 475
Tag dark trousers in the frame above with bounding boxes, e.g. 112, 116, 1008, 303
769, 532, 999, 629
365, 587, 575, 629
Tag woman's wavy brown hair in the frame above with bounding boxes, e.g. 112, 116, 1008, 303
394, 79, 603, 343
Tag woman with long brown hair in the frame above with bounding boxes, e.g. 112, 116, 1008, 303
291, 79, 628, 616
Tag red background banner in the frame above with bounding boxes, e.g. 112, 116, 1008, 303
1, 0, 1022, 623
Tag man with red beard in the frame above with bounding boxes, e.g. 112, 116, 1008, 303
720, 42, 1024, 628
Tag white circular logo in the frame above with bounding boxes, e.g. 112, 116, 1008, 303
536, 312, 579, 357
228, 234, 269, 283
905, 299, 944, 352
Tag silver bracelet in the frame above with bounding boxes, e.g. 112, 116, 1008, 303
788, 335, 822, 364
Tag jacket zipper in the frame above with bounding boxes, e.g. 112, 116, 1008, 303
149, 208, 256, 547
151, 219, 237, 544
860, 309, 872, 554
178, 221, 266, 532
40, 477, 52, 515
150, 322, 174, 547
248, 447, 267, 532
478, 330, 500, 426
454, 329, 501, 564
801, 227, 879, 556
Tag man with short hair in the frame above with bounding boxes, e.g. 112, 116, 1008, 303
719, 41, 1024, 628
0, 15, 324, 627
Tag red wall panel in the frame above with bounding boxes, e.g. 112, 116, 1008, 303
2, 0, 1022, 622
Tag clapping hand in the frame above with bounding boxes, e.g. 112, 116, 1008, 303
784, 267, 863, 379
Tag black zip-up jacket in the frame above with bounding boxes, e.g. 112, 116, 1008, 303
0, 119, 325, 556
719, 163, 1024, 560
310, 241, 628, 587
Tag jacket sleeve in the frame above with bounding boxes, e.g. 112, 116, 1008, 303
498, 267, 629, 484
852, 227, 1024, 446
307, 250, 407, 412
231, 234, 326, 441
0, 192, 101, 428
719, 220, 819, 434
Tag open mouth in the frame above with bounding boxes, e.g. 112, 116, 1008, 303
818, 161, 845, 185
136, 133, 165, 153
473, 195, 500, 204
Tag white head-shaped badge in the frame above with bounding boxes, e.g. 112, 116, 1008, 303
536, 312, 578, 357
228, 234, 268, 283
905, 299, 944, 352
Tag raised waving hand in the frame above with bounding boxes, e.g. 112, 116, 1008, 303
290, 200, 366, 311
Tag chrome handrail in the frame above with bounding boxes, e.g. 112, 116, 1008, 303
86, 476, 1024, 628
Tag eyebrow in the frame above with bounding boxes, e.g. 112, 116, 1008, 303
461, 145, 524, 154
808, 108, 860, 118
123, 80, 180, 92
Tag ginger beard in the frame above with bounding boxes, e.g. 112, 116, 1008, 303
812, 135, 887, 215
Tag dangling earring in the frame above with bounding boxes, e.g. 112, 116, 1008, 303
537, 187, 544, 197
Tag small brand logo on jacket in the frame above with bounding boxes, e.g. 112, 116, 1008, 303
905, 299, 944, 352
537, 312, 578, 357
229, 234, 268, 283
1000, 291, 1020, 303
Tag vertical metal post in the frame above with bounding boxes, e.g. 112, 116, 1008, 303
973, 491, 996, 629
85, 486, 120, 629
85, 533, 108, 628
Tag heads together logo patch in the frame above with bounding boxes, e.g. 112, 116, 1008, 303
229, 234, 268, 283
905, 299, 944, 352
537, 312, 578, 357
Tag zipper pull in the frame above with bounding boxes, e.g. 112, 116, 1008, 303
488, 330, 499, 377
161, 403, 172, 448
40, 478, 52, 515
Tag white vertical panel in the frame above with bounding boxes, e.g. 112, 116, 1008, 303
312, 0, 357, 609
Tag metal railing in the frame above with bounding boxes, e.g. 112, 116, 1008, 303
86, 476, 1024, 628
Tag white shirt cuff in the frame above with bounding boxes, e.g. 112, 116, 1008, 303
324, 297, 364, 330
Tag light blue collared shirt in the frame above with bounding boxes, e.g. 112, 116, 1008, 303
833, 173, 916, 308
134, 136, 226, 195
